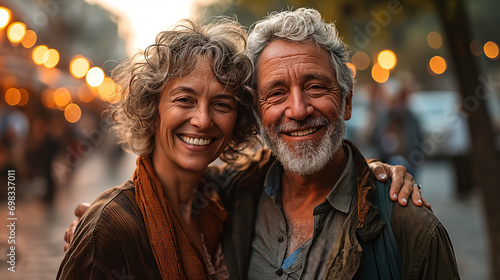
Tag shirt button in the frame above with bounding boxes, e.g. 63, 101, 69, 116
277, 235, 284, 242
276, 269, 284, 276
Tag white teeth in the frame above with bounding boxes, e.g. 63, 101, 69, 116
289, 127, 319, 137
180, 136, 212, 146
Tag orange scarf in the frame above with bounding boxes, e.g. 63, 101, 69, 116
133, 156, 208, 280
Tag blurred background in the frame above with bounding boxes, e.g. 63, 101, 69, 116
0, 0, 499, 279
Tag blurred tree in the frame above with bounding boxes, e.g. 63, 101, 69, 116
436, 1, 500, 279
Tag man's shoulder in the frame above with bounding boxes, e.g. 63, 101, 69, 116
204, 148, 275, 189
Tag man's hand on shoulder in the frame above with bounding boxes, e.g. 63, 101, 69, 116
368, 161, 431, 209
64, 203, 90, 251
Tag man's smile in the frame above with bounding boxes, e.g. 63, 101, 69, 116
284, 127, 320, 137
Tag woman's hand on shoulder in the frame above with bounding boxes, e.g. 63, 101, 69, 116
369, 161, 431, 209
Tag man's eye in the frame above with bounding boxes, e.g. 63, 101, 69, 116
269, 91, 285, 97
307, 84, 326, 91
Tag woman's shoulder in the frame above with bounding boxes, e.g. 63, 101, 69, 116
82, 180, 144, 234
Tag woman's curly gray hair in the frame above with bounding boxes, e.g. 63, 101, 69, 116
247, 8, 353, 100
110, 19, 258, 163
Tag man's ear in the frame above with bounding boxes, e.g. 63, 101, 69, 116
343, 87, 353, 120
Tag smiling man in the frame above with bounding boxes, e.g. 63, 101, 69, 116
216, 8, 460, 280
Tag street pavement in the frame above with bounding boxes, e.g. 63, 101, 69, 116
0, 151, 490, 279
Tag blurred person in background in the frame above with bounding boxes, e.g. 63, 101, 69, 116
371, 76, 423, 176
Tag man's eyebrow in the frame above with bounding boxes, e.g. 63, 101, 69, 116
303, 73, 335, 84
260, 79, 286, 93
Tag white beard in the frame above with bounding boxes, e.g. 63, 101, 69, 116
259, 105, 346, 176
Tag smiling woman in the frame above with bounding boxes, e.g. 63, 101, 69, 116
57, 18, 258, 280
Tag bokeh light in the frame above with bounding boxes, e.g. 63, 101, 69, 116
18, 88, 29, 106
351, 52, 370, 70
7, 22, 26, 43
5, 88, 21, 106
78, 84, 95, 103
346, 62, 356, 78
64, 103, 82, 123
377, 50, 397, 70
97, 77, 121, 102
484, 41, 499, 59
43, 49, 60, 68
470, 40, 483, 56
32, 45, 49, 65
427, 31, 443, 49
42, 89, 57, 109
0, 7, 12, 29
70, 57, 91, 79
54, 87, 72, 109
86, 67, 105, 87
429, 56, 447, 75
21, 30, 37, 48
371, 63, 390, 83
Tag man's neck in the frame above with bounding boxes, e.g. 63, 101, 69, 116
281, 146, 348, 203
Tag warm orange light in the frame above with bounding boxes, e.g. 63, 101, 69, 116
33, 45, 49, 65
97, 77, 120, 101
5, 88, 21, 106
346, 62, 356, 78
70, 57, 90, 79
484, 41, 499, 59
78, 84, 95, 103
21, 30, 37, 48
351, 52, 370, 71
377, 50, 397, 70
0, 7, 11, 29
86, 67, 105, 87
470, 40, 483, 56
427, 31, 443, 49
43, 49, 60, 68
7, 22, 26, 43
17, 88, 29, 106
54, 87, 72, 109
371, 63, 390, 83
429, 56, 447, 75
42, 89, 57, 108
64, 103, 82, 123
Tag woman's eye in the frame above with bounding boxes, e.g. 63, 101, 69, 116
214, 101, 233, 111
175, 97, 192, 104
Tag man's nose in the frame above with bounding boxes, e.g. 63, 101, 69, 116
190, 106, 213, 130
285, 88, 313, 121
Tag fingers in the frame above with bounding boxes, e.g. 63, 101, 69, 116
421, 197, 432, 209
396, 171, 415, 206
75, 203, 90, 218
64, 202, 88, 252
63, 219, 78, 252
369, 162, 431, 209
368, 161, 389, 181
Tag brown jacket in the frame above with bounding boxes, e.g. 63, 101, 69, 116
207, 140, 460, 279
57, 182, 162, 279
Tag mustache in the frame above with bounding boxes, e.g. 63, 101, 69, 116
273, 116, 330, 134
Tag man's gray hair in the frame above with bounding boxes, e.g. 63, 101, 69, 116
247, 7, 353, 99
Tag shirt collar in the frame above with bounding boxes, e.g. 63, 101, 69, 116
324, 144, 356, 214
262, 143, 356, 214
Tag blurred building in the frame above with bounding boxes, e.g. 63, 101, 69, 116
0, 0, 126, 203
